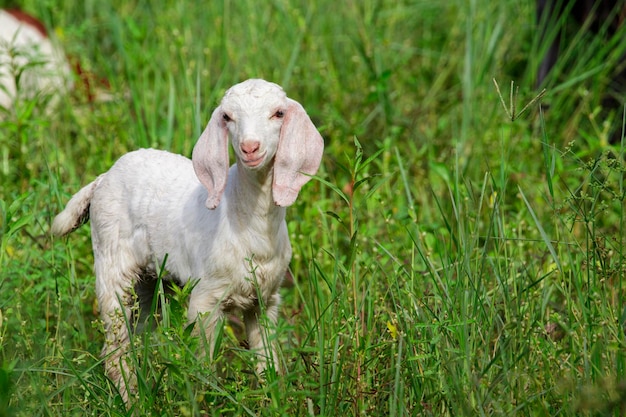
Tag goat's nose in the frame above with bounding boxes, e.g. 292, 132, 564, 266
241, 141, 260, 155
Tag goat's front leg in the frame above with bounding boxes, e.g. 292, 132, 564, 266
244, 292, 281, 377
188, 291, 225, 363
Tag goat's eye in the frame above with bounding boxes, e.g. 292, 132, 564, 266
273, 110, 284, 119
222, 113, 232, 122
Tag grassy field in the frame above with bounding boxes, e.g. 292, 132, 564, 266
1, 0, 626, 415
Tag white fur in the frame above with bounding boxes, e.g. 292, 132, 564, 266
52, 79, 324, 402
0, 10, 71, 112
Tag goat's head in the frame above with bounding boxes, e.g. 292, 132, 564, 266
192, 79, 324, 209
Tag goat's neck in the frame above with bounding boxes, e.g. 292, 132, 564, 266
228, 161, 286, 230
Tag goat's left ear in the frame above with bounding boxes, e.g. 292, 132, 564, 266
273, 98, 324, 207
192, 106, 230, 209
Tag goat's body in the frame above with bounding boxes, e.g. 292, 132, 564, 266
60, 147, 290, 307
92, 149, 289, 289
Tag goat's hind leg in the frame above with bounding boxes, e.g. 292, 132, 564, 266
94, 255, 141, 403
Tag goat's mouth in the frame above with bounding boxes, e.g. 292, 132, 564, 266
242, 152, 266, 168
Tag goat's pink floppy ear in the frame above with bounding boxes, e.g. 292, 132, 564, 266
273, 98, 324, 207
192, 106, 229, 209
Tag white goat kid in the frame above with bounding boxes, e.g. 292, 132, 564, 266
52, 79, 324, 401
0, 9, 72, 112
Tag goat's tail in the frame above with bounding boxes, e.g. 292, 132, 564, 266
51, 174, 105, 236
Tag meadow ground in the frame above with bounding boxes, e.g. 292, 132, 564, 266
1, 0, 625, 415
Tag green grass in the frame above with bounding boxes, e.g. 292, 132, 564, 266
1, 0, 626, 415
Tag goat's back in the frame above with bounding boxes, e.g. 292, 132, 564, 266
88, 149, 215, 272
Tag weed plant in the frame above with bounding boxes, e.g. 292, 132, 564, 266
1, 0, 625, 415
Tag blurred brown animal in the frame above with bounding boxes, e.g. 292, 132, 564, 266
536, 0, 626, 142
536, 0, 626, 87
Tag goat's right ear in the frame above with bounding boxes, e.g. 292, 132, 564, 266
192, 106, 229, 209
272, 99, 324, 207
